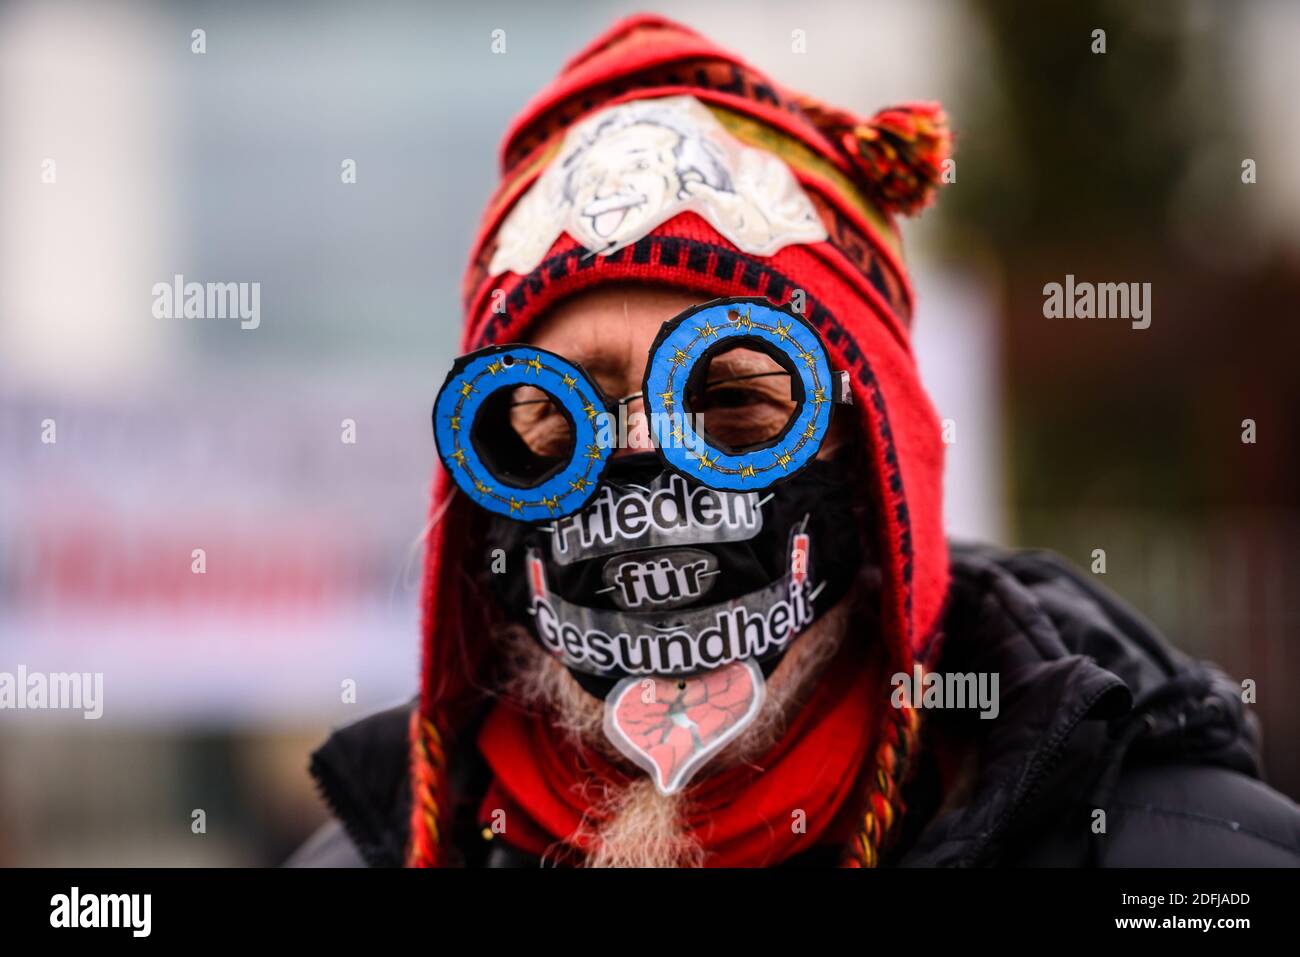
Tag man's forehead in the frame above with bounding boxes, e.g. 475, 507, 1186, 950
530, 316, 643, 383
530, 288, 693, 347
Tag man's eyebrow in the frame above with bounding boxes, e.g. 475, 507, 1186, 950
566, 349, 623, 374
562, 347, 635, 395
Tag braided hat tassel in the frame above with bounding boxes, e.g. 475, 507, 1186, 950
406, 709, 449, 867
842, 702, 921, 867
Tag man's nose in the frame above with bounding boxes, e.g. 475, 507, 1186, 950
615, 395, 655, 456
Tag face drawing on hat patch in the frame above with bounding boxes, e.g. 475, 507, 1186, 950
490, 95, 828, 275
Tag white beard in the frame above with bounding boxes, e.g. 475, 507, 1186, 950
492, 595, 853, 867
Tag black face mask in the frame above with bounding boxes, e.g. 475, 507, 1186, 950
483, 451, 863, 699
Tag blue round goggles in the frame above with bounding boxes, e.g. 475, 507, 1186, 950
431, 297, 853, 521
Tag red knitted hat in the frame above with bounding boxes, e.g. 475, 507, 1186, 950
409, 13, 953, 866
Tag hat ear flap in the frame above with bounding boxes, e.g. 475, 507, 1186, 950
797, 98, 953, 217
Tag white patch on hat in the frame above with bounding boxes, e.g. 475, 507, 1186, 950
489, 95, 828, 276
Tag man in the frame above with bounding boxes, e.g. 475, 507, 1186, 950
290, 14, 1300, 868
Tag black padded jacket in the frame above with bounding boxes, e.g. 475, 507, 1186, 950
287, 544, 1300, 868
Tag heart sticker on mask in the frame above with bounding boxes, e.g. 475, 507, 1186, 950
602, 658, 766, 795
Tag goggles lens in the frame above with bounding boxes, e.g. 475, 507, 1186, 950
684, 348, 797, 452
432, 347, 609, 522
644, 299, 833, 491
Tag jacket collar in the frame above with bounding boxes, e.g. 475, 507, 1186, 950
897, 544, 1257, 866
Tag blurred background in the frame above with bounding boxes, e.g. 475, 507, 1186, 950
1, 0, 1296, 865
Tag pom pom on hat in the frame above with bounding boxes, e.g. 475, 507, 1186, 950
797, 97, 953, 216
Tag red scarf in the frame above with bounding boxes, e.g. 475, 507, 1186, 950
477, 644, 882, 867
